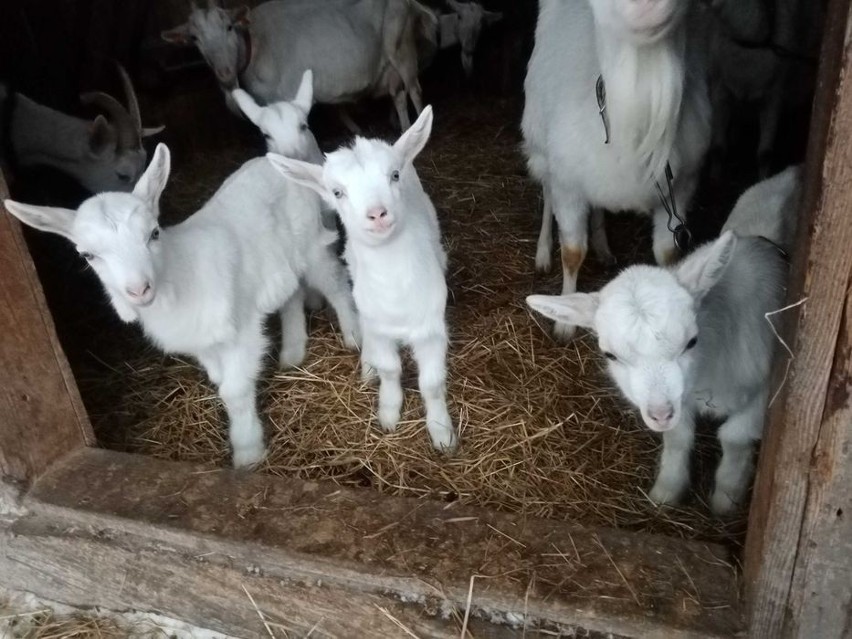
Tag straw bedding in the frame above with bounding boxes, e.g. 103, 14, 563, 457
63, 93, 748, 546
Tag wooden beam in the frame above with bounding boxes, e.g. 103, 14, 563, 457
7, 447, 743, 638
0, 173, 93, 485
744, 0, 852, 635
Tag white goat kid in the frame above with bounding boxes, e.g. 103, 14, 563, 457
522, 0, 711, 340
528, 231, 788, 515
5, 143, 360, 468
1, 65, 163, 193
232, 70, 338, 319
267, 107, 457, 452
722, 164, 802, 254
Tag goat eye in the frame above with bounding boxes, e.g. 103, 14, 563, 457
299, 123, 309, 132
117, 173, 132, 183
603, 351, 617, 362
390, 170, 400, 182
685, 336, 698, 351
150, 227, 161, 242
80, 251, 94, 261
332, 188, 344, 199
227, 25, 233, 32
263, 133, 272, 141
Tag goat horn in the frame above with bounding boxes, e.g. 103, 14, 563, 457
115, 63, 142, 134
80, 91, 138, 150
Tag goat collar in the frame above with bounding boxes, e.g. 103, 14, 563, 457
595, 75, 691, 252
239, 29, 253, 75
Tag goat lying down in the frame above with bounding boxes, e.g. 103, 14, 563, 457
0, 64, 163, 193
5, 142, 359, 469
267, 107, 457, 452
522, 0, 712, 340
528, 230, 788, 515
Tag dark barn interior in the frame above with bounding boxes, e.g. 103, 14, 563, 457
0, 0, 824, 565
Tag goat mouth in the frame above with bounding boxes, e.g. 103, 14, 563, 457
129, 292, 156, 307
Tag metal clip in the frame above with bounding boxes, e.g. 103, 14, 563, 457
655, 162, 692, 252
596, 75, 610, 145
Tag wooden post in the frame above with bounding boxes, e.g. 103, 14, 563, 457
745, 0, 852, 635
0, 171, 93, 485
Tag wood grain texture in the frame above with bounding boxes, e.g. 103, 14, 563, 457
0, 172, 93, 485
15, 447, 743, 638
745, 0, 852, 636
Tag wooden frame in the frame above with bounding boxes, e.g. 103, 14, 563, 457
2, 1, 850, 636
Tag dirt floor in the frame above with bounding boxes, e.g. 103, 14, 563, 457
18, 69, 807, 549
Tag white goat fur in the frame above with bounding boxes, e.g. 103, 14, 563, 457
162, 0, 436, 130
267, 106, 457, 452
4, 142, 360, 468
722, 164, 802, 254
522, 0, 711, 339
528, 231, 788, 514
706, 0, 823, 177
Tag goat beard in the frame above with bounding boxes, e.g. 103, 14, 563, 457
603, 33, 686, 182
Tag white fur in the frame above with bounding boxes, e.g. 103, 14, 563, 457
706, 0, 824, 177
267, 106, 457, 452
5, 142, 359, 468
528, 231, 788, 515
522, 0, 711, 339
0, 81, 161, 194
722, 164, 802, 253
162, 0, 436, 131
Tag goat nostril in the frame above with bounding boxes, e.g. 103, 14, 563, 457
379, 210, 387, 219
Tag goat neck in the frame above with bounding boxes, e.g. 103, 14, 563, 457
594, 19, 687, 181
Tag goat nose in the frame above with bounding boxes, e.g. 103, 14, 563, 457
648, 404, 675, 424
126, 282, 151, 298
367, 207, 388, 221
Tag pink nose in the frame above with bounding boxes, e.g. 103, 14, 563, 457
367, 207, 388, 221
648, 403, 675, 425
126, 282, 152, 298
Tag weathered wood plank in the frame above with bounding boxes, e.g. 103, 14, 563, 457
17, 447, 743, 638
0, 172, 93, 485
744, 0, 852, 636
788, 279, 852, 636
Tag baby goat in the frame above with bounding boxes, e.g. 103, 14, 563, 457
267, 106, 457, 452
5, 142, 359, 468
528, 230, 787, 514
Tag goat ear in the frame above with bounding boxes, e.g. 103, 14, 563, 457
229, 6, 250, 27
393, 105, 433, 166
4, 200, 76, 242
266, 153, 329, 201
232, 89, 262, 124
526, 293, 599, 330
675, 231, 737, 300
293, 70, 314, 112
141, 124, 166, 138
483, 10, 503, 25
88, 115, 116, 156
161, 23, 192, 45
133, 143, 171, 210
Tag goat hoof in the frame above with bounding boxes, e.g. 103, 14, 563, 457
279, 344, 307, 370
378, 406, 401, 432
649, 481, 684, 506
233, 444, 266, 470
343, 330, 362, 351
360, 363, 378, 385
552, 321, 577, 343
710, 490, 740, 516
429, 425, 458, 454
535, 249, 552, 273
